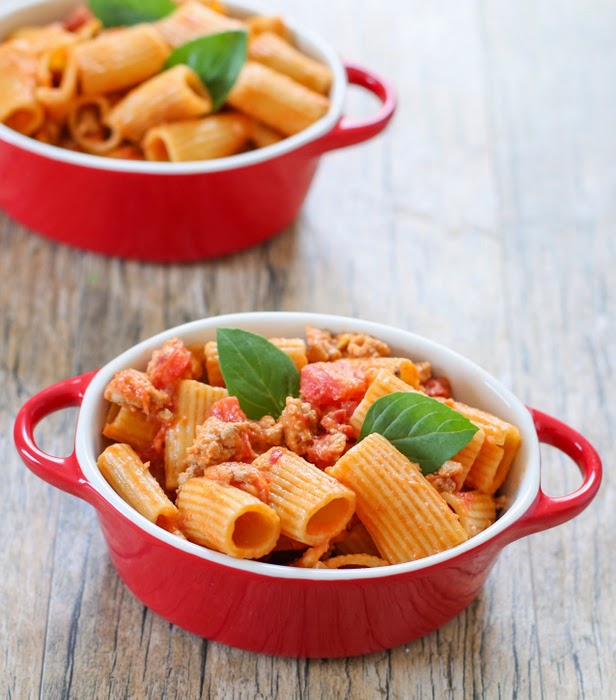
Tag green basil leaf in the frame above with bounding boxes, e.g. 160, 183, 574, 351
165, 31, 248, 111
88, 0, 175, 27
359, 392, 479, 475
216, 328, 300, 420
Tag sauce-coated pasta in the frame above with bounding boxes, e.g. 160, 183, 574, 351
98, 327, 522, 568
0, 2, 333, 161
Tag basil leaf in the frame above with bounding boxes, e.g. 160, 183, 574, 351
165, 31, 248, 111
88, 0, 175, 27
359, 392, 479, 475
217, 328, 300, 420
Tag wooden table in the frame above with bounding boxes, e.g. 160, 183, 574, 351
1, 1, 613, 697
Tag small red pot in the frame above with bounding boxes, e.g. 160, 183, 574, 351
14, 313, 602, 657
0, 0, 396, 261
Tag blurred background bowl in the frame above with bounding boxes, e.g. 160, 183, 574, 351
0, 0, 396, 261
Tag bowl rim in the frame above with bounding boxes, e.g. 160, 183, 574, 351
0, 0, 347, 174
75, 312, 540, 581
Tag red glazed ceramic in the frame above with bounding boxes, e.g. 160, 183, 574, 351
0, 1, 396, 261
14, 313, 602, 658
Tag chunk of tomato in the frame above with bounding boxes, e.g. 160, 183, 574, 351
147, 338, 192, 390
300, 361, 371, 409
210, 396, 247, 422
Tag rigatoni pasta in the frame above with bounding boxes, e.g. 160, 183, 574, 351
107, 64, 213, 143
164, 379, 228, 490
226, 61, 330, 137
0, 45, 44, 135
252, 447, 355, 546
143, 113, 250, 162
98, 443, 178, 524
0, 3, 334, 162
35, 45, 79, 122
97, 326, 522, 569
155, 1, 244, 47
327, 433, 468, 563
177, 477, 280, 559
248, 31, 333, 95
74, 24, 170, 96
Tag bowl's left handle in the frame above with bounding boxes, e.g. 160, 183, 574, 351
315, 61, 397, 153
507, 408, 602, 540
13, 371, 103, 507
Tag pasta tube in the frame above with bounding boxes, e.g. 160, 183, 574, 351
351, 357, 421, 388
74, 25, 170, 96
164, 379, 228, 490
451, 426, 485, 471
103, 405, 159, 452
247, 118, 284, 148
226, 61, 330, 136
107, 65, 212, 143
143, 113, 250, 162
98, 443, 178, 524
445, 399, 521, 493
177, 477, 280, 559
252, 447, 356, 546
36, 45, 78, 122
0, 45, 44, 135
205, 337, 307, 387
155, 1, 244, 47
67, 95, 121, 154
441, 491, 497, 537
463, 437, 505, 493
8, 23, 77, 54
249, 31, 333, 95
246, 15, 290, 41
327, 433, 468, 563
349, 368, 419, 434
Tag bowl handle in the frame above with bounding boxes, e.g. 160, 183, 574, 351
316, 61, 397, 153
13, 371, 103, 507
506, 408, 602, 541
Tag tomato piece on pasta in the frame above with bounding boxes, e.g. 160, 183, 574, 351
300, 360, 371, 408
210, 396, 247, 422
147, 338, 192, 390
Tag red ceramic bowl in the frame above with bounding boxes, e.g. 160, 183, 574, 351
0, 1, 395, 261
14, 313, 602, 657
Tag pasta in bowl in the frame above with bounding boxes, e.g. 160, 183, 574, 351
14, 313, 601, 657
0, 1, 396, 260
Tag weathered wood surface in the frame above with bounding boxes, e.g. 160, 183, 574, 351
1, 0, 614, 698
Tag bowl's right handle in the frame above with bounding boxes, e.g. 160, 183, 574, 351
507, 408, 602, 540
13, 370, 104, 507
315, 61, 397, 153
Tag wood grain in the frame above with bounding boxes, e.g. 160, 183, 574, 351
1, 0, 614, 698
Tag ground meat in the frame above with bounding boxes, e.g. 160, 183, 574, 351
200, 462, 271, 503
422, 376, 453, 398
336, 333, 391, 358
249, 415, 284, 453
426, 460, 466, 493
146, 337, 193, 390
305, 325, 342, 363
179, 413, 286, 487
320, 404, 357, 439
104, 368, 169, 416
180, 416, 256, 484
278, 397, 318, 455
305, 432, 348, 469
415, 361, 433, 383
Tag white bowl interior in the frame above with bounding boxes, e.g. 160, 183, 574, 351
0, 0, 347, 174
76, 313, 539, 581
